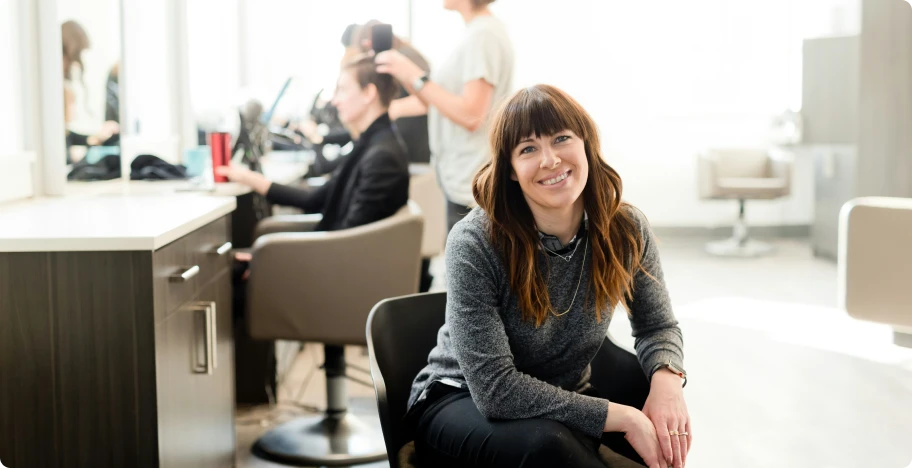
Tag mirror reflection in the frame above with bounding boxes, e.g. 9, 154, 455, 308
60, 1, 122, 181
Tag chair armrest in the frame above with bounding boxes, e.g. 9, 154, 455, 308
768, 150, 793, 196
696, 152, 720, 199
253, 214, 323, 240
839, 197, 912, 329
247, 203, 424, 345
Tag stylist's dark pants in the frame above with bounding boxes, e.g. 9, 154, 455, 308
446, 200, 472, 233
414, 388, 646, 468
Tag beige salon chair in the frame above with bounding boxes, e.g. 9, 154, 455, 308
246, 202, 424, 466
409, 165, 447, 281
839, 197, 912, 348
698, 148, 792, 256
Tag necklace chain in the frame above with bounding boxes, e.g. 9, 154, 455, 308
550, 236, 588, 317
542, 235, 582, 263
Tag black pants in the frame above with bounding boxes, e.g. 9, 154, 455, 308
413, 387, 646, 468
446, 200, 472, 234
419, 258, 433, 292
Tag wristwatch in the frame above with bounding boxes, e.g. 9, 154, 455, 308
662, 362, 687, 387
412, 73, 430, 92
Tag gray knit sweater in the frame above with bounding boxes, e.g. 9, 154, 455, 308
408, 206, 685, 438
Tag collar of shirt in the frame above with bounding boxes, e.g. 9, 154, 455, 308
538, 212, 589, 256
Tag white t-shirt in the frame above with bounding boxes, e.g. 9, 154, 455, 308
429, 16, 514, 206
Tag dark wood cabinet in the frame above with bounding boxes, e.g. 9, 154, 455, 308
157, 270, 235, 468
0, 216, 236, 468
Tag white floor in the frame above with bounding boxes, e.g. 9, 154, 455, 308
238, 236, 912, 468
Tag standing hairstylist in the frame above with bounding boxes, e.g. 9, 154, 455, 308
375, 0, 514, 232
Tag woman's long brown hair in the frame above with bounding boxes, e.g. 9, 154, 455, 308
61, 20, 90, 82
473, 84, 647, 327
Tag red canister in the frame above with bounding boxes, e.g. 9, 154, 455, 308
209, 132, 232, 183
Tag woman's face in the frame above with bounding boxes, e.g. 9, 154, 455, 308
330, 69, 372, 125
510, 129, 589, 213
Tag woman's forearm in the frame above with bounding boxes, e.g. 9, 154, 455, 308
414, 82, 486, 132
604, 402, 634, 432
389, 95, 428, 120
251, 176, 272, 196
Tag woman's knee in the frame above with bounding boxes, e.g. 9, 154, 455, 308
516, 421, 594, 467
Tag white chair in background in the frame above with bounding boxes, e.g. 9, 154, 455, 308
697, 148, 793, 257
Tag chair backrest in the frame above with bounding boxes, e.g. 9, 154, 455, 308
248, 202, 424, 345
839, 197, 912, 328
409, 165, 447, 258
366, 292, 447, 464
705, 148, 771, 178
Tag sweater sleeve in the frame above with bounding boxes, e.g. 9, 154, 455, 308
445, 223, 611, 438
625, 207, 686, 381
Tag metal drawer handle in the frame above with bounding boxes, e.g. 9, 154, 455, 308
191, 305, 210, 374
213, 242, 232, 256
208, 302, 218, 370
190, 301, 217, 375
169, 265, 200, 282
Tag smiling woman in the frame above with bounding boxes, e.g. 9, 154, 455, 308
405, 85, 691, 468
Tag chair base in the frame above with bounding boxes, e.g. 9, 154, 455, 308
706, 198, 775, 257
252, 412, 387, 466
705, 237, 775, 257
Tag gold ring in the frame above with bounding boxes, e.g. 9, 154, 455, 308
678, 432, 689, 436
668, 430, 680, 436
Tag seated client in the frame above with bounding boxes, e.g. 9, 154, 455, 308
218, 54, 410, 232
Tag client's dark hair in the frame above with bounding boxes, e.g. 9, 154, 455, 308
341, 23, 359, 47
472, 0, 496, 7
342, 55, 401, 108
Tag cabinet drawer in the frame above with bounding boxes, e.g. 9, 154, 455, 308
153, 216, 231, 324
155, 270, 235, 467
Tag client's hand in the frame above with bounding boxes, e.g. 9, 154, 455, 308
605, 403, 664, 468
215, 165, 272, 195
643, 370, 691, 468
234, 252, 252, 262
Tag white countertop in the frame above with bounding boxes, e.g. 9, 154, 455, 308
0, 195, 237, 252
65, 152, 313, 198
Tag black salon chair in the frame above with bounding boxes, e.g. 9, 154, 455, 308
366, 292, 651, 467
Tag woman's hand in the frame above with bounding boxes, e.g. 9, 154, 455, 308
374, 50, 424, 89
605, 403, 665, 468
642, 370, 692, 468
215, 165, 272, 195
89, 121, 120, 146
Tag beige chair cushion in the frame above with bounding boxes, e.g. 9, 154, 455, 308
698, 148, 792, 200
716, 177, 789, 199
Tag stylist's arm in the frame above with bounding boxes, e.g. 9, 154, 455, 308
374, 50, 493, 132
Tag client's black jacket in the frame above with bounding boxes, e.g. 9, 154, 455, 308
265, 113, 409, 231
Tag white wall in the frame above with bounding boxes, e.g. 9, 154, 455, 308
0, 0, 23, 153
411, 0, 859, 227
0, 0, 34, 203
185, 0, 410, 129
